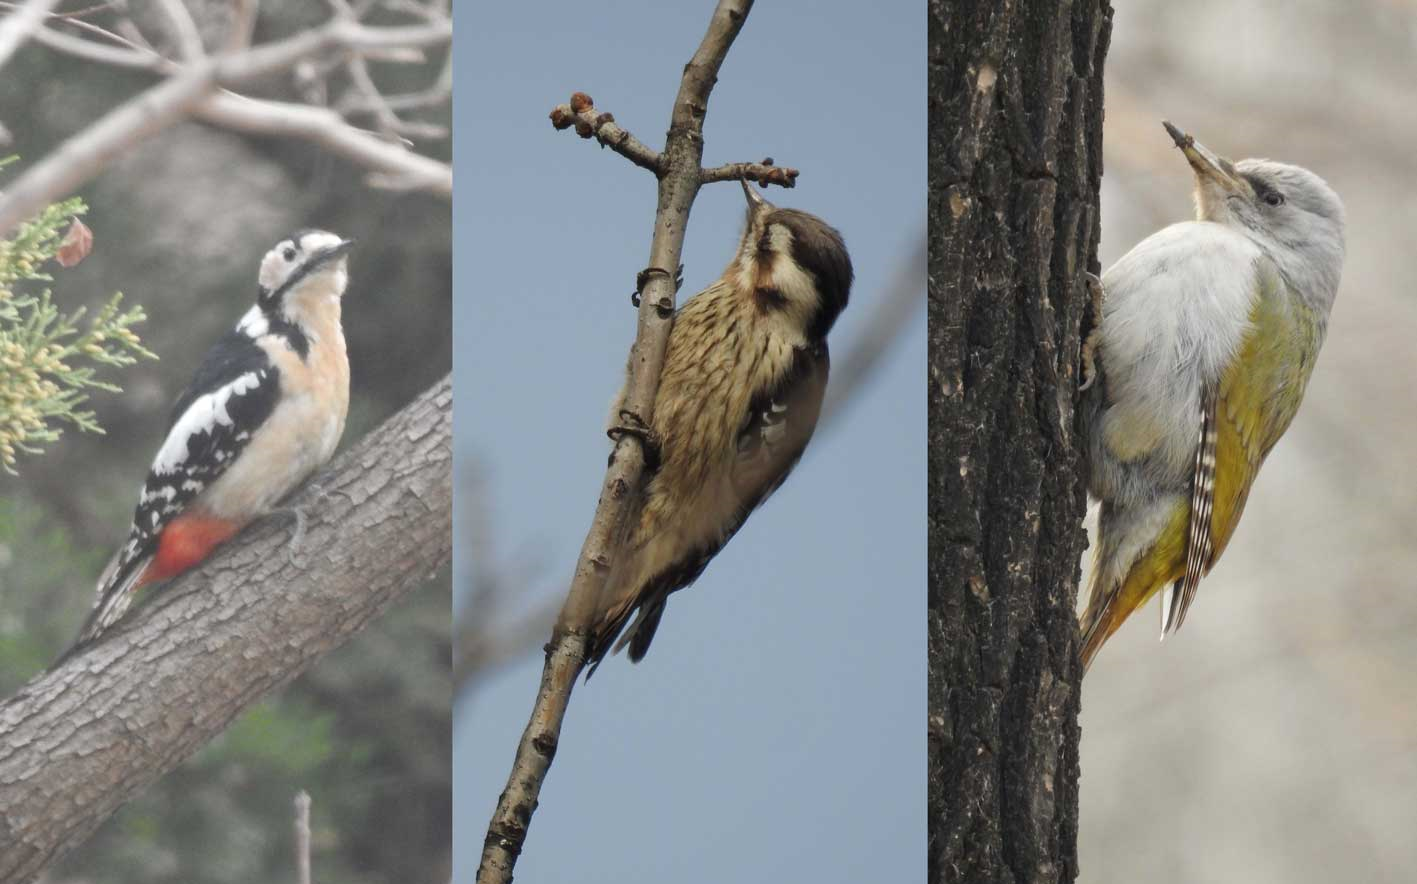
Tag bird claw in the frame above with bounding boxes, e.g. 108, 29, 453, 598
631, 265, 682, 315
1079, 272, 1105, 392
607, 409, 661, 470
267, 483, 329, 568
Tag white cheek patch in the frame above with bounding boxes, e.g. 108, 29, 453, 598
151, 370, 266, 474
763, 225, 820, 330
258, 244, 294, 291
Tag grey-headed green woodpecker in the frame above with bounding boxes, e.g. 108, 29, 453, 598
1078, 122, 1345, 671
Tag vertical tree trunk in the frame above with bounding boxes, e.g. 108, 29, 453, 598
928, 2, 1111, 882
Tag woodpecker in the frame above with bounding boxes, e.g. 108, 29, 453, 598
1078, 123, 1345, 670
68, 230, 353, 654
586, 181, 853, 674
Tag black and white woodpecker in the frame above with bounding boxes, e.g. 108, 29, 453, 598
68, 230, 354, 654
586, 181, 853, 673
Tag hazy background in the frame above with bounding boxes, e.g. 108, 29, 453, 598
0, 3, 450, 880
453, 2, 923, 882
1080, 2, 1417, 882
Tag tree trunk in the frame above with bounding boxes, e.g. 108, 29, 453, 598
0, 376, 452, 884
928, 2, 1111, 883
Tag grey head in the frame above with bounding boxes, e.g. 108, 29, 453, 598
1163, 121, 1345, 312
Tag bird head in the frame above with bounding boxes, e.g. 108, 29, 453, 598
733, 180, 853, 342
257, 230, 355, 316
1164, 121, 1345, 307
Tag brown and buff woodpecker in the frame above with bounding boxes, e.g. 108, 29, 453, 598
585, 181, 853, 674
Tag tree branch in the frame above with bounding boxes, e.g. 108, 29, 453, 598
294, 790, 313, 884
548, 90, 799, 188
0, 9, 453, 236
153, 0, 206, 61
0, 375, 451, 883
197, 91, 452, 195
0, 0, 59, 74
476, 2, 757, 881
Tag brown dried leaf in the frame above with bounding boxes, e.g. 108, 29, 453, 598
55, 218, 94, 268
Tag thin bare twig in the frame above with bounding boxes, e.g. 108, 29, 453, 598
27, 18, 169, 70
0, 0, 59, 73
548, 92, 800, 189
294, 791, 312, 884
701, 160, 798, 187
476, 3, 758, 881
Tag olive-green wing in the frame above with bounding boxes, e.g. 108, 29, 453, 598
1169, 261, 1322, 629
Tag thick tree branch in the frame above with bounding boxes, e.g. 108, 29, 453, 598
476, 2, 757, 882
0, 8, 452, 235
0, 375, 451, 884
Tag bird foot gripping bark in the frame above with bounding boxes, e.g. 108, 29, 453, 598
606, 409, 661, 471
267, 483, 335, 568
630, 264, 684, 313
1079, 272, 1106, 392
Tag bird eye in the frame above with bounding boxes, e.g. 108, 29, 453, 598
282, 247, 297, 261
1263, 191, 1285, 208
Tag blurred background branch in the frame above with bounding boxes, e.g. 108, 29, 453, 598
0, 0, 451, 235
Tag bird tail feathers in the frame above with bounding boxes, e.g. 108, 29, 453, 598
53, 549, 151, 667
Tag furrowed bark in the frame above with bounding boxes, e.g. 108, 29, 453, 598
928, 2, 1111, 882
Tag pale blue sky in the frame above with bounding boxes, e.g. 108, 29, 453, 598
453, 3, 923, 882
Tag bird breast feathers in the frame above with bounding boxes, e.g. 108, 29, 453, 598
1098, 222, 1269, 471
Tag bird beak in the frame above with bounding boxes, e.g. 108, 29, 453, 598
741, 178, 770, 217
315, 237, 355, 267
1162, 121, 1246, 196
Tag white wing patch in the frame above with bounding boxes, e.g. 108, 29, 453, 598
151, 370, 266, 475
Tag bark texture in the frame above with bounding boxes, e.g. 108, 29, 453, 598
928, 2, 1111, 883
0, 375, 452, 884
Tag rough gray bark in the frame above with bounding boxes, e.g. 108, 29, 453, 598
0, 375, 451, 884
928, 2, 1111, 883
